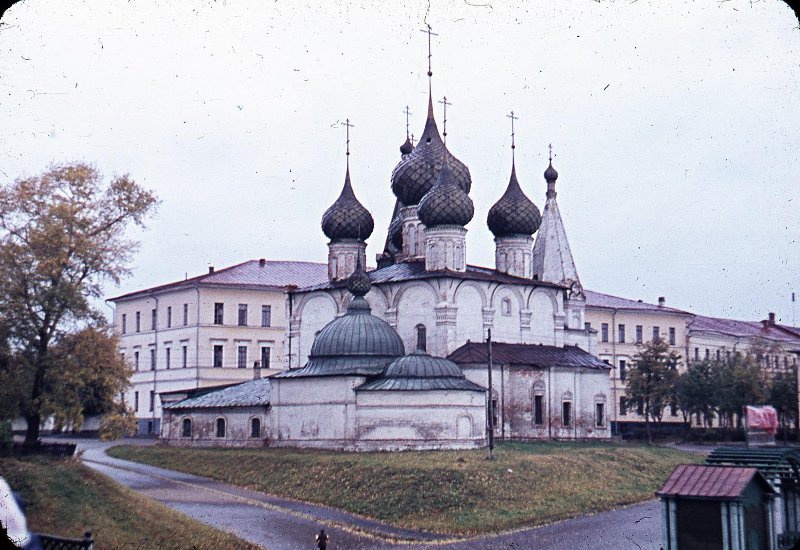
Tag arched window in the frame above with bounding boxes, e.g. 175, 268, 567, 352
501, 297, 511, 316
250, 418, 261, 438
181, 418, 192, 438
415, 324, 427, 352
215, 418, 226, 438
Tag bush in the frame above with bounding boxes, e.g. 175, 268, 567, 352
0, 420, 12, 454
98, 412, 136, 441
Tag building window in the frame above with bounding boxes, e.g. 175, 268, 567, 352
213, 345, 223, 368
150, 348, 156, 371
167, 306, 172, 328
584, 322, 591, 332
534, 395, 543, 425
637, 400, 644, 416
238, 304, 248, 326
652, 326, 660, 341
501, 298, 511, 316
261, 305, 272, 327
134, 351, 140, 371
694, 347, 699, 361
182, 345, 188, 368
618, 324, 625, 343
601, 323, 609, 343
250, 418, 261, 438
151, 308, 157, 330
149, 391, 155, 412
775, 356, 780, 368
165, 347, 171, 370
705, 348, 710, 359
416, 324, 427, 352
670, 401, 678, 417
668, 327, 676, 345
237, 345, 248, 368
716, 349, 721, 361
595, 403, 605, 427
562, 402, 572, 427
215, 418, 226, 438
260, 347, 271, 369
183, 303, 188, 326
635, 325, 643, 343
134, 391, 139, 412
213, 303, 224, 325
619, 396, 627, 415
619, 359, 627, 381
122, 313, 127, 334
490, 398, 499, 430
182, 418, 192, 438
135, 311, 141, 332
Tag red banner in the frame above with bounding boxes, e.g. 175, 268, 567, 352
746, 405, 778, 434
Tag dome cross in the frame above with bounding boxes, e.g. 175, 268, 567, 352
420, 24, 438, 78
403, 106, 412, 139
507, 110, 519, 160
341, 118, 354, 160
438, 96, 451, 145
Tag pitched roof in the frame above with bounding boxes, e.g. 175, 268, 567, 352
163, 378, 271, 409
706, 447, 800, 484
295, 261, 566, 293
531, 192, 581, 290
657, 464, 775, 499
584, 290, 690, 314
447, 342, 611, 370
110, 260, 328, 301
688, 315, 800, 347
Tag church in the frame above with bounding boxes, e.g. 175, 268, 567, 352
267, 60, 612, 449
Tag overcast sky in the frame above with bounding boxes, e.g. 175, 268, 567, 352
1, 1, 799, 323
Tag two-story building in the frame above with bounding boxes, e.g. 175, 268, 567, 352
109, 259, 326, 434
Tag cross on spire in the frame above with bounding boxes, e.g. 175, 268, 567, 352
403, 106, 412, 138
420, 24, 438, 78
438, 96, 451, 145
548, 142, 553, 163
341, 118, 354, 158
507, 110, 519, 159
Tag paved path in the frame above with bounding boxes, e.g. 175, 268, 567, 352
76, 439, 664, 549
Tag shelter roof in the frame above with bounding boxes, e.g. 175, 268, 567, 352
163, 378, 271, 409
706, 447, 800, 485
657, 464, 775, 499
110, 260, 327, 301
584, 290, 690, 315
447, 342, 611, 370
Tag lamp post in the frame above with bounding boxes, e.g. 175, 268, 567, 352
487, 328, 494, 460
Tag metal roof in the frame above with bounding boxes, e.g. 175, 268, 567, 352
689, 315, 800, 346
448, 342, 611, 371
356, 376, 485, 392
163, 378, 271, 410
110, 260, 327, 301
584, 290, 690, 314
356, 351, 486, 392
706, 447, 800, 486
295, 261, 566, 294
657, 464, 775, 499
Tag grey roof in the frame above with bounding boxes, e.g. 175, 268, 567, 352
417, 159, 475, 228
357, 350, 486, 392
110, 260, 328, 301
448, 342, 611, 371
274, 296, 405, 378
295, 261, 566, 294
689, 315, 800, 346
321, 165, 374, 241
584, 290, 691, 314
163, 378, 271, 410
487, 162, 542, 238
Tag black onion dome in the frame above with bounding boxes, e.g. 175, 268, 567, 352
321, 166, 375, 241
388, 213, 404, 250
400, 137, 414, 156
390, 94, 471, 206
544, 160, 558, 182
487, 162, 542, 238
418, 159, 474, 228
347, 259, 372, 297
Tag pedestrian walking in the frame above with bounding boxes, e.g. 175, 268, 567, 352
315, 528, 328, 550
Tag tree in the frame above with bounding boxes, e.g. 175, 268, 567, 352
710, 351, 767, 429
626, 338, 680, 444
675, 359, 716, 427
769, 365, 798, 440
0, 163, 157, 444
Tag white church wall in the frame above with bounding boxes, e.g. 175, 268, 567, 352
490, 285, 523, 343
454, 283, 485, 344
528, 289, 557, 345
294, 293, 338, 367
395, 283, 438, 353
161, 406, 268, 448
355, 390, 486, 450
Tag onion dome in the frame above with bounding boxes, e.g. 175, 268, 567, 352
544, 160, 558, 183
388, 213, 404, 250
390, 94, 471, 206
356, 349, 486, 392
400, 137, 414, 156
487, 162, 542, 238
346, 257, 372, 297
418, 158, 474, 228
321, 166, 374, 241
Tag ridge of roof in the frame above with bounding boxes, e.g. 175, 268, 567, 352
448, 342, 611, 370
584, 289, 691, 314
688, 314, 800, 344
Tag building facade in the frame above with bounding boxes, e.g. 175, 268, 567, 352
110, 259, 326, 434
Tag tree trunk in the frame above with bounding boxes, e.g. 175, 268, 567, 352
645, 401, 652, 445
24, 412, 40, 445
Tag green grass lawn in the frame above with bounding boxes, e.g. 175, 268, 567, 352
0, 455, 259, 550
109, 441, 701, 535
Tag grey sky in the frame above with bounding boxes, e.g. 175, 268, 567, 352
1, 1, 798, 323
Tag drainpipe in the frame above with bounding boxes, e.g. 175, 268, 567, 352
195, 285, 201, 389
610, 308, 618, 436
150, 293, 159, 435
500, 362, 505, 440
286, 285, 297, 369
548, 366, 552, 440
